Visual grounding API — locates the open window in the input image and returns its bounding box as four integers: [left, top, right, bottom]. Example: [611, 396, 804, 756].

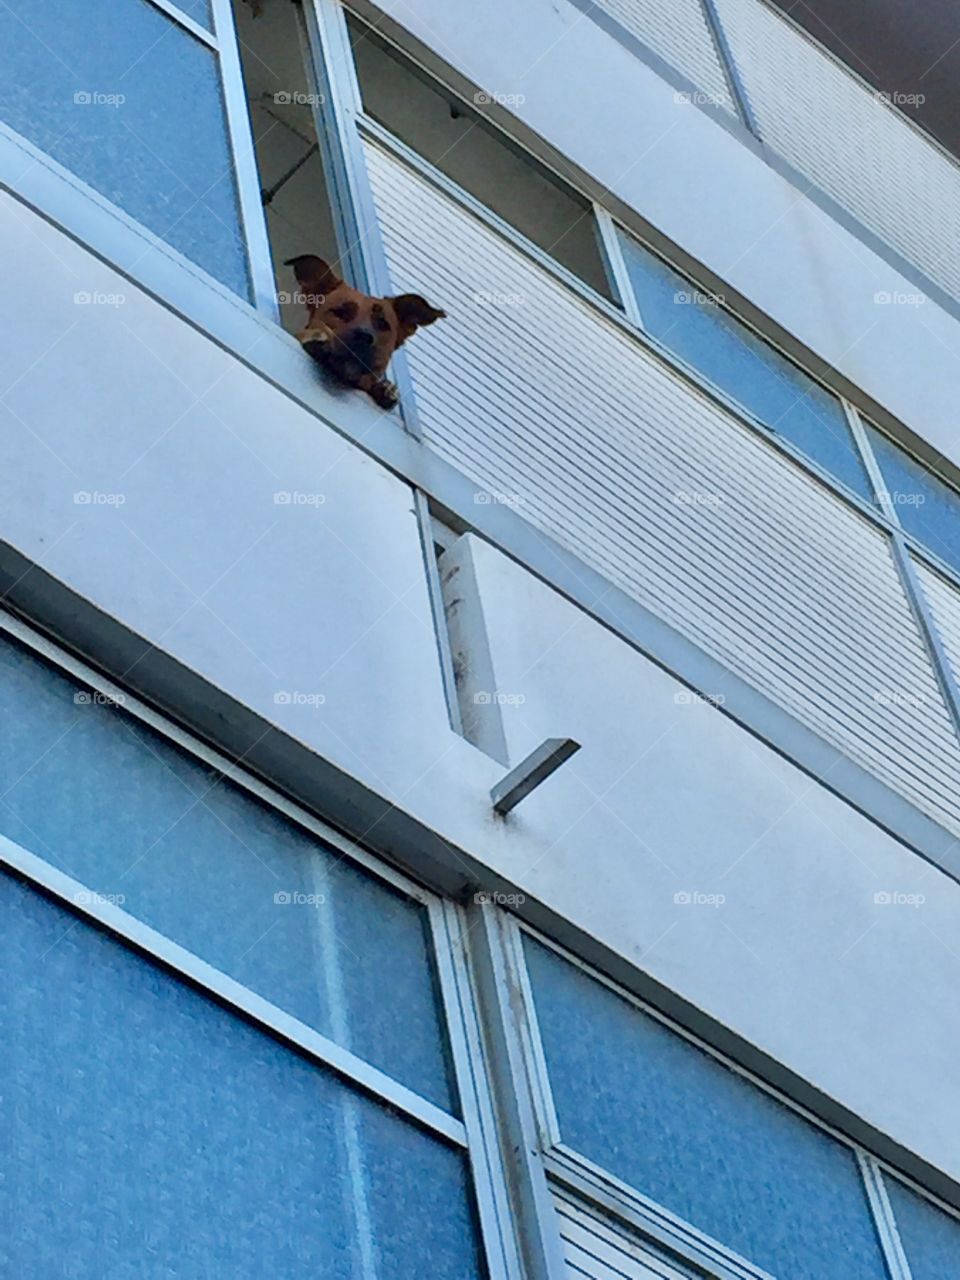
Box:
[231, 0, 341, 334]
[230, 0, 617, 330]
[345, 12, 616, 301]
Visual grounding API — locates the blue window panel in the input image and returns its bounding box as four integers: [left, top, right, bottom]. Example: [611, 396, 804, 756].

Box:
[867, 426, 960, 577]
[0, 634, 456, 1113]
[173, 0, 215, 32]
[886, 1178, 960, 1280]
[617, 233, 873, 501]
[0, 873, 485, 1280]
[0, 0, 249, 297]
[524, 938, 888, 1279]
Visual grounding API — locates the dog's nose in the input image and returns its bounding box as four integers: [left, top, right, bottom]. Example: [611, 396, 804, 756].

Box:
[350, 328, 375, 348]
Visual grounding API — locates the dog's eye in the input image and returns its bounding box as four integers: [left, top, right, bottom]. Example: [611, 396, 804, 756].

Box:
[329, 303, 355, 321]
[374, 315, 392, 332]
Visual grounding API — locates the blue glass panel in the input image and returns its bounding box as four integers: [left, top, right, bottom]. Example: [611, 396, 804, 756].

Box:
[868, 426, 960, 577]
[0, 634, 455, 1112]
[618, 233, 873, 500]
[525, 938, 888, 1279]
[1, 873, 484, 1280]
[0, 0, 249, 297]
[887, 1178, 960, 1280]
[173, 0, 214, 32]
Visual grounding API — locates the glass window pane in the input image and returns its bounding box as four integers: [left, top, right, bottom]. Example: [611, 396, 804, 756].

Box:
[2, 872, 485, 1280]
[618, 232, 873, 501]
[867, 426, 960, 576]
[525, 937, 888, 1279]
[886, 1179, 960, 1280]
[0, 0, 249, 297]
[348, 11, 615, 300]
[0, 634, 455, 1112]
[174, 0, 214, 31]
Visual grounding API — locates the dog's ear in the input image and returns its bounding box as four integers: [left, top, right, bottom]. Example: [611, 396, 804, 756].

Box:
[389, 294, 447, 345]
[284, 255, 342, 302]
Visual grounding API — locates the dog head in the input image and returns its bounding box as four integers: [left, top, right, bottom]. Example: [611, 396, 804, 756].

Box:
[285, 255, 446, 384]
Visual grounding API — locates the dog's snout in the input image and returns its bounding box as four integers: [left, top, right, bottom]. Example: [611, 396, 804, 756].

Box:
[349, 327, 375, 348]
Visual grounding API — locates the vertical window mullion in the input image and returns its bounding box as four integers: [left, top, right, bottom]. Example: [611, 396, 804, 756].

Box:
[464, 902, 571, 1280]
[697, 0, 763, 137]
[429, 900, 527, 1279]
[843, 399, 903, 523]
[847, 400, 960, 740]
[856, 1153, 915, 1280]
[209, 0, 280, 319]
[594, 205, 646, 328]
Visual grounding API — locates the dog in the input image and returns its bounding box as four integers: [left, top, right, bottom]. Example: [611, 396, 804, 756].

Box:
[285, 255, 446, 409]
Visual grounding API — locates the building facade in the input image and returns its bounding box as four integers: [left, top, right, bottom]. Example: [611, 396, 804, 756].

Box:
[2, 0, 960, 1276]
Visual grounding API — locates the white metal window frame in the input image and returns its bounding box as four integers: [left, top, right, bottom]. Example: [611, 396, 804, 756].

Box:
[0, 606, 523, 1280]
[494, 913, 960, 1280]
[5, 0, 960, 876]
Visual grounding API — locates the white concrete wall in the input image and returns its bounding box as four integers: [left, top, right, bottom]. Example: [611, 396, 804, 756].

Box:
[371, 0, 960, 473]
[2, 191, 959, 1183]
[462, 532, 960, 1183]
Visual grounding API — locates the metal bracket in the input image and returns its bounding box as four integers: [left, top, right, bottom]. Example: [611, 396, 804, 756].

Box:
[490, 738, 581, 815]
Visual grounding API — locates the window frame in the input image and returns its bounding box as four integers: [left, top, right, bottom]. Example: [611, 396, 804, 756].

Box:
[497, 913, 945, 1280]
[0, 604, 524, 1280]
[0, 0, 277, 314]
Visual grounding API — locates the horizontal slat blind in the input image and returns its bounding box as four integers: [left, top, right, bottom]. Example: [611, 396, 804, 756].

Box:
[554, 1189, 690, 1279]
[712, 0, 960, 303]
[365, 139, 960, 834]
[587, 0, 737, 115]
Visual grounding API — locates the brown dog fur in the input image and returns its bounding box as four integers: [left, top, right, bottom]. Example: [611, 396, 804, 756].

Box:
[285, 255, 446, 409]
